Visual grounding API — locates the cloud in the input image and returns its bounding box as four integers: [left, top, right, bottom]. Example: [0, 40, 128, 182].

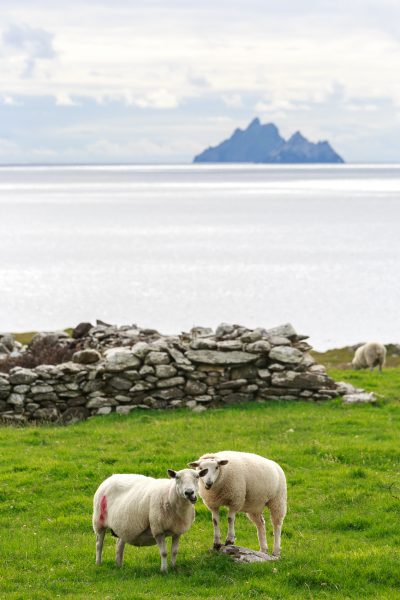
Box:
[2, 23, 56, 77]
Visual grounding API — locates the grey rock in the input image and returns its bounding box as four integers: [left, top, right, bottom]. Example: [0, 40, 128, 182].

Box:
[9, 368, 38, 385]
[96, 407, 113, 415]
[0, 413, 27, 423]
[156, 377, 185, 389]
[186, 350, 258, 366]
[192, 405, 207, 413]
[33, 407, 59, 421]
[222, 393, 253, 404]
[72, 322, 93, 339]
[217, 340, 243, 351]
[191, 339, 218, 350]
[265, 323, 297, 340]
[268, 336, 291, 346]
[145, 351, 170, 366]
[241, 330, 263, 343]
[215, 323, 235, 338]
[195, 395, 212, 403]
[343, 392, 376, 404]
[185, 380, 207, 395]
[190, 326, 214, 338]
[230, 365, 258, 380]
[139, 365, 154, 376]
[186, 400, 197, 409]
[245, 340, 271, 353]
[153, 388, 184, 400]
[271, 371, 335, 390]
[8, 393, 25, 406]
[30, 385, 54, 395]
[218, 544, 278, 563]
[86, 397, 118, 408]
[129, 382, 154, 393]
[155, 364, 177, 379]
[131, 341, 152, 358]
[108, 376, 132, 391]
[104, 348, 141, 371]
[269, 346, 303, 364]
[61, 406, 88, 424]
[257, 369, 271, 380]
[116, 405, 137, 415]
[72, 349, 101, 364]
[167, 346, 192, 365]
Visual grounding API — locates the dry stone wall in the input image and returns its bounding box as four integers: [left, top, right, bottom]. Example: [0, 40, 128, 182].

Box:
[0, 322, 345, 424]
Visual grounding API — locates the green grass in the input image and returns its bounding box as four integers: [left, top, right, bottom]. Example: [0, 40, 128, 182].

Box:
[1, 371, 400, 599]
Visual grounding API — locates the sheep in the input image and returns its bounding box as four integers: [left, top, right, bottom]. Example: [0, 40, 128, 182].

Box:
[189, 451, 287, 557]
[352, 342, 386, 372]
[92, 467, 205, 572]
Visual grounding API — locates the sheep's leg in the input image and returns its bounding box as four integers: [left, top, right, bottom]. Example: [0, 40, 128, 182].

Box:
[96, 530, 105, 565]
[247, 512, 267, 553]
[269, 500, 286, 557]
[155, 533, 168, 572]
[225, 510, 236, 546]
[171, 534, 180, 568]
[211, 509, 222, 549]
[116, 538, 125, 567]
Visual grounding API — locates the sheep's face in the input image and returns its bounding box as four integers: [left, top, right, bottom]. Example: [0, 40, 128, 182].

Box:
[167, 468, 201, 504]
[188, 458, 229, 490]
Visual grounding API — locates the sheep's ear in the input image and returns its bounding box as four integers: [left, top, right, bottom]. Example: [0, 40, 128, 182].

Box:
[167, 469, 177, 478]
[218, 459, 229, 466]
[188, 461, 200, 468]
[198, 468, 208, 477]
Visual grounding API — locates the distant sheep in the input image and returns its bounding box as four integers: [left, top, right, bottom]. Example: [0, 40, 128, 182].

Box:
[189, 451, 287, 556]
[352, 342, 386, 372]
[93, 468, 204, 572]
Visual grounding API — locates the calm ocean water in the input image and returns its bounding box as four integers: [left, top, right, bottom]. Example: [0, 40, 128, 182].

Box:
[0, 164, 399, 350]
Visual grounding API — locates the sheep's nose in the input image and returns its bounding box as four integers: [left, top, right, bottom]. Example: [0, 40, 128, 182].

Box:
[185, 490, 197, 503]
[205, 481, 213, 490]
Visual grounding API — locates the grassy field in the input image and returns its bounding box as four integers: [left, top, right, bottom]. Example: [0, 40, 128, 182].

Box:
[1, 368, 400, 599]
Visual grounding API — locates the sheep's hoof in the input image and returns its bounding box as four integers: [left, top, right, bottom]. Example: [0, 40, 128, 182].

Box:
[213, 543, 222, 550]
[224, 539, 235, 546]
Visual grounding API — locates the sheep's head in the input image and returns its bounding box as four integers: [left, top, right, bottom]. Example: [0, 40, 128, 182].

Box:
[188, 457, 229, 490]
[167, 468, 201, 504]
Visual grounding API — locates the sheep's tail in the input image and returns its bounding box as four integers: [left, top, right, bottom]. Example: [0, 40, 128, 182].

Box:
[93, 494, 108, 533]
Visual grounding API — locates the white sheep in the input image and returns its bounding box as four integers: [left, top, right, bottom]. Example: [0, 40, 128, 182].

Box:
[352, 342, 386, 372]
[189, 451, 287, 556]
[92, 467, 205, 572]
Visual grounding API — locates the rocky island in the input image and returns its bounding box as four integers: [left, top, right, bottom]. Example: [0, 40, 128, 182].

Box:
[193, 118, 344, 164]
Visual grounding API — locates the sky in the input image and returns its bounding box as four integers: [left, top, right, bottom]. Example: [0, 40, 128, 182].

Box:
[0, 0, 400, 163]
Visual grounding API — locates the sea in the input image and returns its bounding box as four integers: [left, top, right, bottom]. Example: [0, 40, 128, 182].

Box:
[0, 163, 399, 350]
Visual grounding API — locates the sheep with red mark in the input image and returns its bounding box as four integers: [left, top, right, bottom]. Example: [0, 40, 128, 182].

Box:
[92, 468, 204, 572]
[189, 451, 287, 556]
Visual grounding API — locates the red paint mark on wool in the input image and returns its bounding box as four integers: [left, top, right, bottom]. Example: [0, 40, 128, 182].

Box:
[99, 495, 107, 525]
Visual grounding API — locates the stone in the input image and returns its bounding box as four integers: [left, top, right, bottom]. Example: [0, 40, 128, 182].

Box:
[108, 376, 132, 391]
[309, 364, 327, 373]
[230, 365, 258, 380]
[215, 323, 235, 338]
[190, 326, 214, 337]
[190, 339, 218, 350]
[0, 413, 27, 423]
[245, 340, 271, 353]
[271, 371, 335, 390]
[139, 365, 154, 376]
[86, 397, 118, 408]
[185, 380, 207, 395]
[335, 381, 359, 395]
[343, 392, 376, 404]
[72, 322, 93, 339]
[72, 349, 101, 364]
[116, 405, 137, 415]
[145, 351, 170, 366]
[155, 364, 177, 378]
[241, 330, 263, 343]
[257, 369, 271, 380]
[0, 333, 14, 351]
[265, 323, 297, 340]
[186, 400, 197, 409]
[33, 407, 59, 421]
[131, 342, 152, 358]
[104, 348, 141, 371]
[60, 406, 88, 424]
[153, 388, 184, 400]
[219, 379, 247, 390]
[156, 377, 185, 389]
[218, 544, 277, 563]
[217, 340, 243, 351]
[7, 393, 25, 407]
[129, 382, 154, 393]
[268, 336, 291, 346]
[192, 405, 207, 413]
[222, 393, 253, 404]
[9, 368, 38, 385]
[166, 346, 192, 365]
[269, 363, 285, 371]
[269, 346, 303, 364]
[194, 395, 212, 403]
[186, 350, 257, 366]
[96, 407, 112, 415]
